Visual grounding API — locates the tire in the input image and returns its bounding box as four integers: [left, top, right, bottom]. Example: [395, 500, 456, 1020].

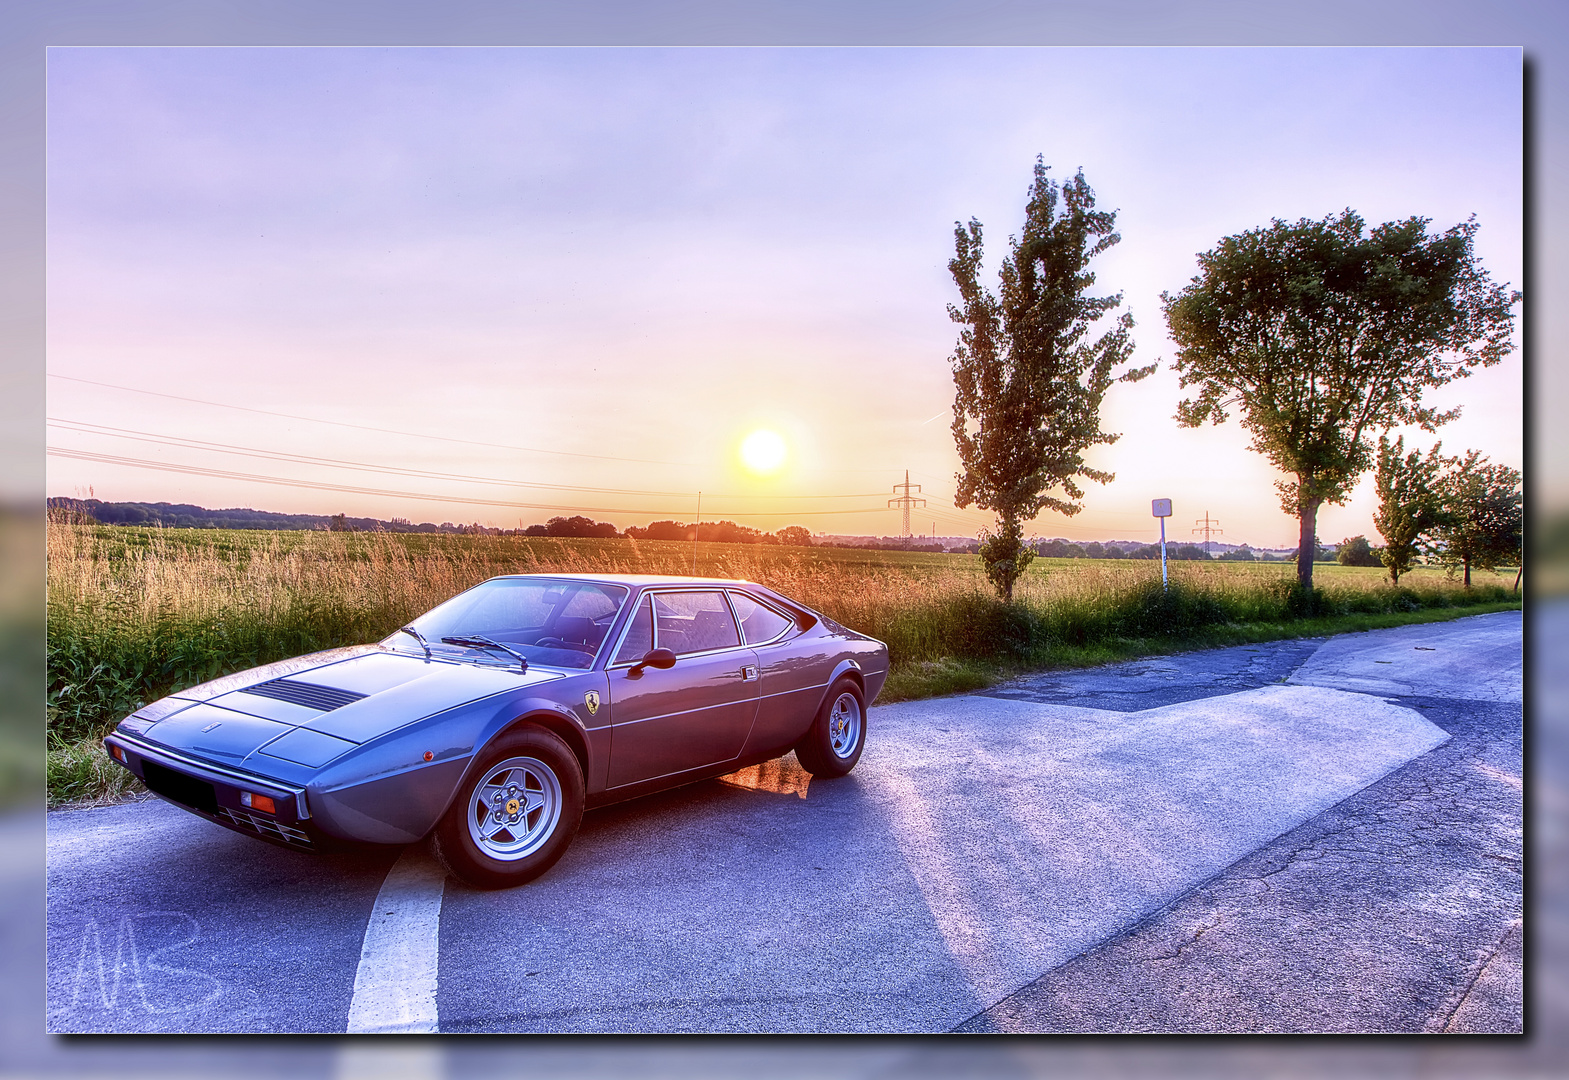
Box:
[794, 677, 866, 778]
[431, 725, 584, 889]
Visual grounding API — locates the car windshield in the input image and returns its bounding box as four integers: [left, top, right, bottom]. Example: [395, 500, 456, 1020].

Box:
[389, 578, 629, 671]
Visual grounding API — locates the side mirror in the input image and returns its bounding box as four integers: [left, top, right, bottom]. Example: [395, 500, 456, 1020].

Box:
[629, 647, 677, 675]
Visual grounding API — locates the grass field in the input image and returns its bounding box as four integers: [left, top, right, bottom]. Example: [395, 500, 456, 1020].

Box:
[45, 521, 1520, 804]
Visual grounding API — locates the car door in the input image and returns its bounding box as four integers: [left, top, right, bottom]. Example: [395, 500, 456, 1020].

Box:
[725, 589, 823, 758]
[604, 589, 761, 788]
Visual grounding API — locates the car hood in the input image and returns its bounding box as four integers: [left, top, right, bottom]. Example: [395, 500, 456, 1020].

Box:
[140, 648, 565, 765]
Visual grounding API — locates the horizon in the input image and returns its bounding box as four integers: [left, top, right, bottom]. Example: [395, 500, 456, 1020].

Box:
[43, 493, 1342, 553]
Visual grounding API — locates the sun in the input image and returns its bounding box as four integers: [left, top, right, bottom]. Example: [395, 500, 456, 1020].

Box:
[739, 429, 788, 475]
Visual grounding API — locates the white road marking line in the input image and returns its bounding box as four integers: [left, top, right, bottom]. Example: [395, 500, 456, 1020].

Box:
[346, 846, 447, 1034]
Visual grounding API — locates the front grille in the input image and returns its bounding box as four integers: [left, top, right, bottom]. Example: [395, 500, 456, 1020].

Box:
[239, 678, 367, 712]
[217, 806, 312, 846]
[142, 760, 218, 815]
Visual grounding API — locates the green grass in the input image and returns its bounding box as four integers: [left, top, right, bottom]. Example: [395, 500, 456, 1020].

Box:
[45, 522, 1521, 805]
[878, 598, 1521, 702]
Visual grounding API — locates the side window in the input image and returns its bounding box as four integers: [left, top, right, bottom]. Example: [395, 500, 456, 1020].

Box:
[652, 591, 742, 655]
[729, 592, 793, 645]
[612, 596, 654, 665]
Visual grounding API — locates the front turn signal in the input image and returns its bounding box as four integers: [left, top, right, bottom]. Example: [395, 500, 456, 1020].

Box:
[240, 792, 277, 815]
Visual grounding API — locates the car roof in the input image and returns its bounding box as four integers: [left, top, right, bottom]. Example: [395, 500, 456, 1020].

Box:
[485, 572, 757, 587]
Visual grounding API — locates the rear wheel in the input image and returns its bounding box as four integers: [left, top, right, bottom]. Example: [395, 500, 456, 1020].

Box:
[794, 678, 866, 778]
[431, 726, 583, 889]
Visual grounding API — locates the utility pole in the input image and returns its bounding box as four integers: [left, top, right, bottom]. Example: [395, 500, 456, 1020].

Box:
[888, 470, 925, 538]
[1192, 511, 1223, 557]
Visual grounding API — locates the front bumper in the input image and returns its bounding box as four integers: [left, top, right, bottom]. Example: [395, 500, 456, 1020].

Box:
[104, 731, 320, 850]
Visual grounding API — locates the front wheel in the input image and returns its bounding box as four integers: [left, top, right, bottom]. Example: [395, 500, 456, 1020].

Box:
[794, 678, 866, 778]
[431, 726, 584, 889]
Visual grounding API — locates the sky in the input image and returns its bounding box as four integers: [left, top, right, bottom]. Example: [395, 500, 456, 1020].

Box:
[44, 46, 1523, 549]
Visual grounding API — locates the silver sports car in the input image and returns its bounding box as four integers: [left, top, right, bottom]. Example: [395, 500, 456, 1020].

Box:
[104, 574, 889, 888]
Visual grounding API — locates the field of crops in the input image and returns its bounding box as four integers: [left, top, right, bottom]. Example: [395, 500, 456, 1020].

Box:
[47, 521, 1518, 753]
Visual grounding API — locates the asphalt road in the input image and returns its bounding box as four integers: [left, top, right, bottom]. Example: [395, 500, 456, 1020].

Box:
[43, 611, 1522, 1034]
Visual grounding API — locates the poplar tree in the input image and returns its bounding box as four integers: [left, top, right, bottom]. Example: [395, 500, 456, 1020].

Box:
[948, 159, 1153, 601]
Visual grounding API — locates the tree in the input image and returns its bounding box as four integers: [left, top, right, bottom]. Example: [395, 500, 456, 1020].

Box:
[775, 525, 812, 547]
[1372, 435, 1445, 585]
[625, 520, 688, 541]
[1429, 451, 1522, 587]
[948, 159, 1154, 601]
[1335, 535, 1381, 567]
[1162, 210, 1520, 590]
[545, 515, 617, 538]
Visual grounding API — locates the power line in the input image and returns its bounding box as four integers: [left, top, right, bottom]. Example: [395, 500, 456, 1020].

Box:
[47, 418, 886, 501]
[48, 372, 698, 467]
[46, 447, 886, 519]
[47, 419, 696, 498]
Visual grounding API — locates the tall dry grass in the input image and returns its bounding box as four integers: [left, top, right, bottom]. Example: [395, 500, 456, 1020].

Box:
[46, 521, 1517, 747]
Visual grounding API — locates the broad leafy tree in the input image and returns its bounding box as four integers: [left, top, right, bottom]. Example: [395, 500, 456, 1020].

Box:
[1372, 435, 1445, 585]
[1162, 210, 1519, 590]
[1335, 535, 1381, 567]
[1429, 451, 1522, 587]
[949, 160, 1153, 601]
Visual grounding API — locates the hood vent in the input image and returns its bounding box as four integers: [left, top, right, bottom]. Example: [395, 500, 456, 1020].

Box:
[239, 678, 367, 713]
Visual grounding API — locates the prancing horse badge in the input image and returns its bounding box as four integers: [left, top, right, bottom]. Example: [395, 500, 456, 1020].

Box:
[584, 691, 600, 716]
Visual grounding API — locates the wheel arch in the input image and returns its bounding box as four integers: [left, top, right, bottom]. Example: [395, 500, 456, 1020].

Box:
[801, 658, 866, 732]
[428, 703, 591, 832]
[495, 708, 590, 782]
[825, 658, 865, 698]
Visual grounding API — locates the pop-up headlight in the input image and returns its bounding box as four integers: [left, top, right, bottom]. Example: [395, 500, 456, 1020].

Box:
[119, 697, 194, 735]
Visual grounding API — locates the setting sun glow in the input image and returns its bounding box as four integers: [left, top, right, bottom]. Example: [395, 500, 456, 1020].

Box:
[739, 429, 788, 475]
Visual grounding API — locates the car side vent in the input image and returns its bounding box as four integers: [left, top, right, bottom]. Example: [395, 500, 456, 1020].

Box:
[240, 678, 367, 713]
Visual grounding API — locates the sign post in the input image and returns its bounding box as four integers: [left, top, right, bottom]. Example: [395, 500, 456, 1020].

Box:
[1152, 498, 1173, 589]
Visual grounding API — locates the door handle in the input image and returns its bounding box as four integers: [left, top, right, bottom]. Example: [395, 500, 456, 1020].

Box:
[741, 665, 759, 681]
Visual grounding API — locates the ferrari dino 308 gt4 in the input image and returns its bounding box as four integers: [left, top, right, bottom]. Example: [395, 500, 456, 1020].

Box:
[105, 574, 888, 887]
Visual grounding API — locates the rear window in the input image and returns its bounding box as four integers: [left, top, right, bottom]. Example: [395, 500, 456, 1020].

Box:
[729, 592, 794, 644]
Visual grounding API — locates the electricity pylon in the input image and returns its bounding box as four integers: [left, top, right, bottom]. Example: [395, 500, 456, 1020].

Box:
[889, 470, 925, 537]
[1193, 511, 1223, 556]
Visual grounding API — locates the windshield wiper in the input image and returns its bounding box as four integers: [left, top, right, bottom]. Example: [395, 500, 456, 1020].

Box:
[399, 626, 431, 660]
[441, 635, 529, 671]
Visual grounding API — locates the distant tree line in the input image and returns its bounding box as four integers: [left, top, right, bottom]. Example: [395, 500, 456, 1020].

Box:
[1032, 538, 1295, 562]
[45, 499, 821, 547]
[816, 537, 950, 553]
